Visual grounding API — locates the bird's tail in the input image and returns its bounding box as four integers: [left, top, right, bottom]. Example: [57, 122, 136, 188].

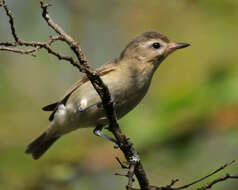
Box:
[25, 131, 59, 160]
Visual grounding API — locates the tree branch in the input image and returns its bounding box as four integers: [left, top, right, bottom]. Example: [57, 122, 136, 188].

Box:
[174, 160, 236, 190]
[197, 174, 238, 190]
[0, 1, 237, 190]
[0, 1, 150, 189]
[0, 46, 39, 56]
[1, 0, 19, 42]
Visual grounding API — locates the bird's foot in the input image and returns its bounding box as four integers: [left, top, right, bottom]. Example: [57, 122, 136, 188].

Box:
[93, 125, 119, 144]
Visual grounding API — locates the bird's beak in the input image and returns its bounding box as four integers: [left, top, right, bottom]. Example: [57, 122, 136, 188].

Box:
[167, 42, 190, 53]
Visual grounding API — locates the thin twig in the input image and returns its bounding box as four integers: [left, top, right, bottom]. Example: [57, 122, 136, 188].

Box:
[1, 0, 19, 42]
[197, 174, 238, 190]
[0, 46, 39, 56]
[0, 42, 17, 46]
[116, 157, 129, 169]
[165, 179, 179, 189]
[40, 0, 90, 72]
[175, 160, 235, 190]
[127, 164, 136, 190]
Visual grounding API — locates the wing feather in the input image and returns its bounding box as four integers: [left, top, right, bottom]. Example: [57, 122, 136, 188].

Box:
[42, 61, 118, 121]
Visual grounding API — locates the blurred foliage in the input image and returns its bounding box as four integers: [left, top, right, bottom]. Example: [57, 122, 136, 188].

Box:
[0, 0, 238, 190]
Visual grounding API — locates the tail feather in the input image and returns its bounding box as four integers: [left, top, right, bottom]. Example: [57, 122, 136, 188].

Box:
[25, 132, 59, 160]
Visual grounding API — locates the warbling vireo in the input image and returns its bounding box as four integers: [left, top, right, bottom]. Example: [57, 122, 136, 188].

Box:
[26, 31, 190, 159]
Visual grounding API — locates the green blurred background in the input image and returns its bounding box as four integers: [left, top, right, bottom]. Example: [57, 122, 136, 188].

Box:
[0, 0, 238, 189]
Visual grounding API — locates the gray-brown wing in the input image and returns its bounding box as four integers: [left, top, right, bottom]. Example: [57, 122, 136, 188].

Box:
[42, 61, 118, 121]
[42, 77, 88, 112]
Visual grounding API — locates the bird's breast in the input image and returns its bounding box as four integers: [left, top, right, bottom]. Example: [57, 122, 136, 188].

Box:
[64, 66, 152, 129]
[105, 67, 152, 118]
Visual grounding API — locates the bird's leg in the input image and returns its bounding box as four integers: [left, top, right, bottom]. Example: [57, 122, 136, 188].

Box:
[93, 125, 118, 144]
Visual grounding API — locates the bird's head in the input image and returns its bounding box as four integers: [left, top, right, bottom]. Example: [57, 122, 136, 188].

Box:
[120, 31, 190, 67]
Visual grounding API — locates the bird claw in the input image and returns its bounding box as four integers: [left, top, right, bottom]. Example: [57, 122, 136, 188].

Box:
[93, 126, 118, 144]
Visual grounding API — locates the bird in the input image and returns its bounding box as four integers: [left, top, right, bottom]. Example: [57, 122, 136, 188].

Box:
[25, 31, 190, 160]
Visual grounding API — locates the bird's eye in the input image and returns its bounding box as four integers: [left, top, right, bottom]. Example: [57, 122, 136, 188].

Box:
[152, 42, 160, 49]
